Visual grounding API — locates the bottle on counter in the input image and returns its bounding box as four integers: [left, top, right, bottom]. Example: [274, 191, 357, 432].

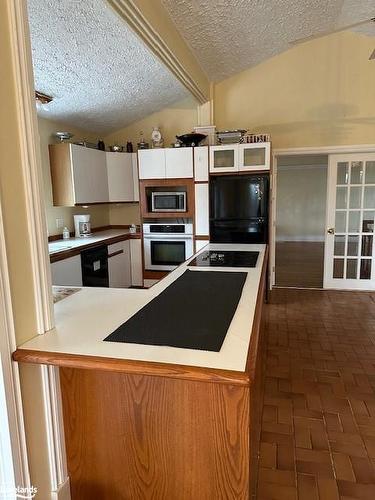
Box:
[62, 227, 70, 240]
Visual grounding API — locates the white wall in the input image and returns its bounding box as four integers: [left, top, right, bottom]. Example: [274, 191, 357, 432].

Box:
[276, 156, 328, 242]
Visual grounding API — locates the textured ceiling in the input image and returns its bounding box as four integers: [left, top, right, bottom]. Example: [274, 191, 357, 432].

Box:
[161, 0, 375, 82]
[27, 0, 190, 134]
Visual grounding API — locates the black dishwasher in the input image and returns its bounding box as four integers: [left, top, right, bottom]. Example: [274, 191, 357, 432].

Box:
[81, 245, 109, 287]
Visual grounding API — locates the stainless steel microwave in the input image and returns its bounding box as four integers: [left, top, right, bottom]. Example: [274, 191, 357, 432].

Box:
[151, 192, 186, 212]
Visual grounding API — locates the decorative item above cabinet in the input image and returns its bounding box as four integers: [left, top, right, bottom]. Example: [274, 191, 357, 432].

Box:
[49, 144, 139, 206]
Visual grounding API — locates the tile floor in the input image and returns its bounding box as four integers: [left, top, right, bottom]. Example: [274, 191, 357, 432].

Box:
[257, 288, 375, 499]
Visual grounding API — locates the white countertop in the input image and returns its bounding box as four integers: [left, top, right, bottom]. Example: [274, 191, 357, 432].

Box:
[48, 229, 136, 255]
[19, 243, 266, 372]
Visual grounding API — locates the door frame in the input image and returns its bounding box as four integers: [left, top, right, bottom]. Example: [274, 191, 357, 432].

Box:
[271, 145, 375, 288]
[0, 200, 31, 497]
[6, 0, 70, 498]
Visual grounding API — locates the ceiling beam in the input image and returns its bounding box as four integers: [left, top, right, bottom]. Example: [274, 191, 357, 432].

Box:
[106, 0, 210, 104]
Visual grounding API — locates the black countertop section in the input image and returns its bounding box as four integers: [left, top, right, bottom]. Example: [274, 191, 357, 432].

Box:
[104, 269, 247, 351]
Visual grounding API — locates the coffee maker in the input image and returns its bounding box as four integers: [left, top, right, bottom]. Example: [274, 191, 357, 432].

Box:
[74, 214, 92, 238]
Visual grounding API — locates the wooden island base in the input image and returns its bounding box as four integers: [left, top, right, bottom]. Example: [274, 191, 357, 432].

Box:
[61, 369, 258, 499]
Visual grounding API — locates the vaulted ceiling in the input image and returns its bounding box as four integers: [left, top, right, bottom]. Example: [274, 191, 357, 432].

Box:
[28, 0, 375, 134]
[27, 0, 190, 134]
[161, 0, 375, 81]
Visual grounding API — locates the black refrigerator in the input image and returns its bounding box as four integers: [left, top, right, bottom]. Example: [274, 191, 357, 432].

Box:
[210, 174, 269, 244]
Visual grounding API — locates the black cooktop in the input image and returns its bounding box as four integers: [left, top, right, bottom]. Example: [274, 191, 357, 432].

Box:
[188, 250, 259, 268]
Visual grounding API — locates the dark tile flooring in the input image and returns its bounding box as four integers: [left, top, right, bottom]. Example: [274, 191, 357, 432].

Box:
[257, 288, 375, 499]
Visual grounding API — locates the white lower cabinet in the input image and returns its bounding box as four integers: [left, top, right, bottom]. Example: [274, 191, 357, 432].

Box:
[108, 241, 131, 288]
[130, 239, 143, 287]
[51, 255, 83, 286]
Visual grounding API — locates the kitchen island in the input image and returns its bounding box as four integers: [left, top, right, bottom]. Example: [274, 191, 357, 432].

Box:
[13, 244, 268, 500]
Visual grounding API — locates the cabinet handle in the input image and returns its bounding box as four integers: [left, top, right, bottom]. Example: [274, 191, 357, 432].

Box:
[108, 249, 124, 258]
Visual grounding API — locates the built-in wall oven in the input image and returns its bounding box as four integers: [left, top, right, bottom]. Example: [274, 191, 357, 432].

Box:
[143, 223, 194, 271]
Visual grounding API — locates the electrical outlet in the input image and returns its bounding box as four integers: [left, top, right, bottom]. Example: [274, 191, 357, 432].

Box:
[56, 218, 64, 229]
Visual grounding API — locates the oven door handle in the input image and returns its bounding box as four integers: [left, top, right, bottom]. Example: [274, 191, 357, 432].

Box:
[143, 234, 193, 240]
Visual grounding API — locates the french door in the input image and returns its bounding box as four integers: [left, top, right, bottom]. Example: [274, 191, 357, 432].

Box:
[324, 153, 375, 289]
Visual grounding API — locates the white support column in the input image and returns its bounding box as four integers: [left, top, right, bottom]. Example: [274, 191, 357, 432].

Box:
[5, 0, 70, 498]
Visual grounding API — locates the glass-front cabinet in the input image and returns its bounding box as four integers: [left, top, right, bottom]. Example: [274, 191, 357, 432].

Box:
[209, 143, 271, 173]
[238, 143, 271, 171]
[209, 145, 238, 173]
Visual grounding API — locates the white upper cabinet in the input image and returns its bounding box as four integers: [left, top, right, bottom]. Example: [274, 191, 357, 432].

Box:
[209, 143, 271, 173]
[138, 149, 165, 179]
[106, 152, 138, 202]
[71, 145, 109, 203]
[165, 148, 193, 178]
[238, 143, 271, 171]
[49, 144, 139, 205]
[194, 146, 209, 181]
[209, 145, 238, 173]
[138, 148, 194, 180]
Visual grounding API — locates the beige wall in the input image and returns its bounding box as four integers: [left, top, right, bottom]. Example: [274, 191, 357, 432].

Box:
[105, 96, 199, 147]
[38, 117, 111, 235]
[214, 31, 375, 149]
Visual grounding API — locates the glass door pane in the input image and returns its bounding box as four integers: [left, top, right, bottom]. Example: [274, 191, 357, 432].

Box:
[213, 149, 235, 169]
[243, 147, 265, 166]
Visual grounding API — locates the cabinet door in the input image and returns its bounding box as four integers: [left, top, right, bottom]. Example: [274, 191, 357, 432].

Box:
[106, 153, 135, 202]
[51, 255, 82, 286]
[165, 148, 193, 178]
[209, 145, 238, 173]
[194, 146, 209, 181]
[138, 149, 165, 179]
[238, 143, 271, 171]
[195, 183, 209, 236]
[108, 241, 131, 288]
[195, 239, 209, 252]
[130, 239, 143, 286]
[71, 145, 109, 203]
[132, 153, 139, 202]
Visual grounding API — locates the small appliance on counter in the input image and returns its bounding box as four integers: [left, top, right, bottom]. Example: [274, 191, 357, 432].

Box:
[74, 214, 92, 238]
